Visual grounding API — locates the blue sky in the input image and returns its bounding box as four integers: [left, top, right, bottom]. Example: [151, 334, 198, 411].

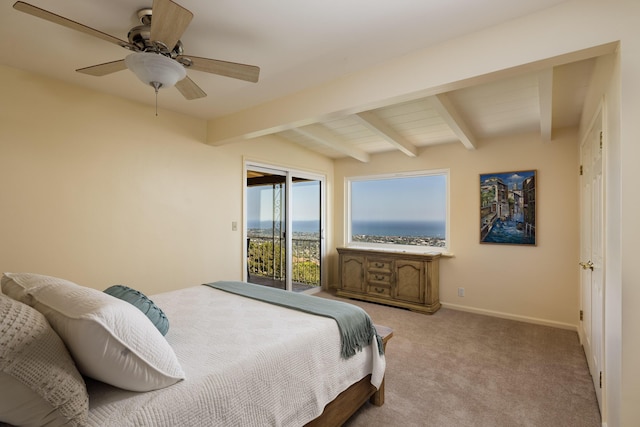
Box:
[247, 180, 320, 222]
[247, 174, 447, 224]
[351, 175, 446, 222]
[292, 181, 320, 220]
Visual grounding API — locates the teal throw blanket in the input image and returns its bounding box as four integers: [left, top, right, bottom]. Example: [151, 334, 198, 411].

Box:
[204, 281, 383, 359]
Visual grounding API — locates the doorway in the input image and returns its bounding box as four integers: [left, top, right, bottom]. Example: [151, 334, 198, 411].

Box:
[245, 163, 324, 292]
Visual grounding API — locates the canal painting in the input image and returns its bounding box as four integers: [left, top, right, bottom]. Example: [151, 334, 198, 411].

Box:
[480, 170, 536, 246]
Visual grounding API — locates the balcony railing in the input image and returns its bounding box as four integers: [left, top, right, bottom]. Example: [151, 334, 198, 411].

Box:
[247, 236, 320, 287]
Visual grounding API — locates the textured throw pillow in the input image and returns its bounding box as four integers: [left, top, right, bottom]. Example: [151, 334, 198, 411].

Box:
[1, 273, 185, 392]
[104, 285, 169, 335]
[0, 293, 89, 427]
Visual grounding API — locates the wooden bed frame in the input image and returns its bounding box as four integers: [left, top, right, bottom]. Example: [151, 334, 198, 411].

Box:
[306, 325, 393, 426]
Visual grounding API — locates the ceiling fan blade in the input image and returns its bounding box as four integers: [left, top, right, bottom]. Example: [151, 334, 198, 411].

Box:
[13, 1, 135, 50]
[177, 56, 260, 83]
[175, 76, 207, 100]
[76, 60, 127, 76]
[150, 0, 193, 51]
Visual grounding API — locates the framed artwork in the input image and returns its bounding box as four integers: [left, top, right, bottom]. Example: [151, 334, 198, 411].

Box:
[480, 170, 536, 246]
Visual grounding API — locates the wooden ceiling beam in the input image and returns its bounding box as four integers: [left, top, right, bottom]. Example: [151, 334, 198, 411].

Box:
[538, 69, 554, 142]
[354, 111, 418, 157]
[291, 124, 371, 163]
[428, 93, 477, 150]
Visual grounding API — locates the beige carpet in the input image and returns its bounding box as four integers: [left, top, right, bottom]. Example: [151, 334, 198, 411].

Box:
[316, 291, 601, 427]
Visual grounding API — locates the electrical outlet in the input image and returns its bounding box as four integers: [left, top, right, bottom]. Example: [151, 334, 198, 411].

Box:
[457, 287, 465, 297]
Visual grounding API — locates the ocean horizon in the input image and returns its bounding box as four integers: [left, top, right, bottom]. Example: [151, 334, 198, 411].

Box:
[247, 219, 445, 238]
[247, 220, 320, 233]
[352, 220, 445, 238]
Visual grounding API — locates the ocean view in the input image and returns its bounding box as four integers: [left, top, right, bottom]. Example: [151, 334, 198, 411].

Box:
[247, 219, 445, 238]
[247, 220, 320, 234]
[352, 220, 445, 239]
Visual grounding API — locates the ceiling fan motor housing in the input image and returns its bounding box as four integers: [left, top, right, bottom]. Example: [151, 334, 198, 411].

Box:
[128, 9, 184, 58]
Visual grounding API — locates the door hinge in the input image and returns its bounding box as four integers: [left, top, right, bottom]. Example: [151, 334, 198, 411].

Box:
[579, 165, 583, 176]
[599, 371, 602, 388]
[580, 310, 583, 321]
[600, 131, 603, 150]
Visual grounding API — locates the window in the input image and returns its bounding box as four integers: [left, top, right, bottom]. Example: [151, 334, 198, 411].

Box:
[346, 170, 449, 252]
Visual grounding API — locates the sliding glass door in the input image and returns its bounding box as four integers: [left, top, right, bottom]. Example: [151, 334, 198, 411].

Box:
[246, 167, 287, 290]
[291, 177, 321, 289]
[245, 163, 323, 292]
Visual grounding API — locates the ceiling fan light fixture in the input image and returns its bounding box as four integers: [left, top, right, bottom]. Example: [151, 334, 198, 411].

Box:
[125, 52, 186, 90]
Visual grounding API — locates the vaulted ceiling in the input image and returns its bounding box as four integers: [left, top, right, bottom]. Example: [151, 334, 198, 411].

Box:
[0, 0, 598, 161]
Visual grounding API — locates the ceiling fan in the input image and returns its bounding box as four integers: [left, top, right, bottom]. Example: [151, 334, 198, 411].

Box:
[12, 0, 260, 101]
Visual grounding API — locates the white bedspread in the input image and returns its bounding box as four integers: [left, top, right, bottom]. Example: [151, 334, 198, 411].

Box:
[86, 285, 385, 426]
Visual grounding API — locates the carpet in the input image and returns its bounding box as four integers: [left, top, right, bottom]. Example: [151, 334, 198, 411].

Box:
[315, 291, 601, 427]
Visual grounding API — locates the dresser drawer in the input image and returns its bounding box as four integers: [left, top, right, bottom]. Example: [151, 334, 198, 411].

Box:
[367, 271, 392, 285]
[367, 259, 392, 272]
[368, 285, 391, 298]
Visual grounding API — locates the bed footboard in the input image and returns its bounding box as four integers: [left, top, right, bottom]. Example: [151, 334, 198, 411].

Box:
[305, 325, 393, 426]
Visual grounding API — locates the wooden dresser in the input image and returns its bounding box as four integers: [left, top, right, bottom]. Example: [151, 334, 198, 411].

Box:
[336, 247, 441, 314]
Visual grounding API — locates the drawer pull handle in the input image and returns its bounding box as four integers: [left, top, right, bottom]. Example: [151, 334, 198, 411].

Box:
[375, 262, 384, 268]
[375, 275, 385, 280]
[375, 287, 385, 293]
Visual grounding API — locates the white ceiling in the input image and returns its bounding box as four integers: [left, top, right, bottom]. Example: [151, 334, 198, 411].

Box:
[0, 0, 597, 161]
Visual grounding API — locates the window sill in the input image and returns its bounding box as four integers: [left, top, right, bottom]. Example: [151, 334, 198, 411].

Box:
[344, 243, 453, 257]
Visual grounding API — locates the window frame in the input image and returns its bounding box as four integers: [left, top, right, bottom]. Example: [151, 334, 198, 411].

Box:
[345, 169, 450, 254]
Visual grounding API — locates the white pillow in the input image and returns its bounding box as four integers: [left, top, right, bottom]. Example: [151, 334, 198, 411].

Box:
[0, 293, 89, 426]
[1, 273, 185, 392]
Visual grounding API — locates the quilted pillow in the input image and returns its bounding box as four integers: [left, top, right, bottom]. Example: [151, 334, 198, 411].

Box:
[1, 273, 185, 392]
[0, 293, 89, 426]
[104, 285, 169, 335]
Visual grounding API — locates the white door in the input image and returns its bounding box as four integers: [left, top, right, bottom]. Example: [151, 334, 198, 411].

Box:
[579, 109, 604, 410]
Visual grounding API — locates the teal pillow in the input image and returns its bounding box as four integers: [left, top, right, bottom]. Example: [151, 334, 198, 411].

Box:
[103, 285, 169, 336]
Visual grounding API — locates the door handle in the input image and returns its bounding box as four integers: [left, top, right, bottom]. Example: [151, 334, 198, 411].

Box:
[579, 260, 594, 271]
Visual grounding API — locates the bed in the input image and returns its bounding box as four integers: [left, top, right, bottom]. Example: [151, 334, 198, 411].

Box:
[0, 273, 389, 427]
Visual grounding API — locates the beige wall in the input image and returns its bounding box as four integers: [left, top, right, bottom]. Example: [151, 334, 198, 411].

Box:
[0, 65, 332, 295]
[2, 0, 640, 423]
[332, 131, 580, 328]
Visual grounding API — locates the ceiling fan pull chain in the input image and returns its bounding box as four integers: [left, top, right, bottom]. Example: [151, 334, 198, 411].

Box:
[152, 81, 161, 116]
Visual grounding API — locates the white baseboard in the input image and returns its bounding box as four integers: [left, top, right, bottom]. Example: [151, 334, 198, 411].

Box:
[441, 302, 578, 331]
